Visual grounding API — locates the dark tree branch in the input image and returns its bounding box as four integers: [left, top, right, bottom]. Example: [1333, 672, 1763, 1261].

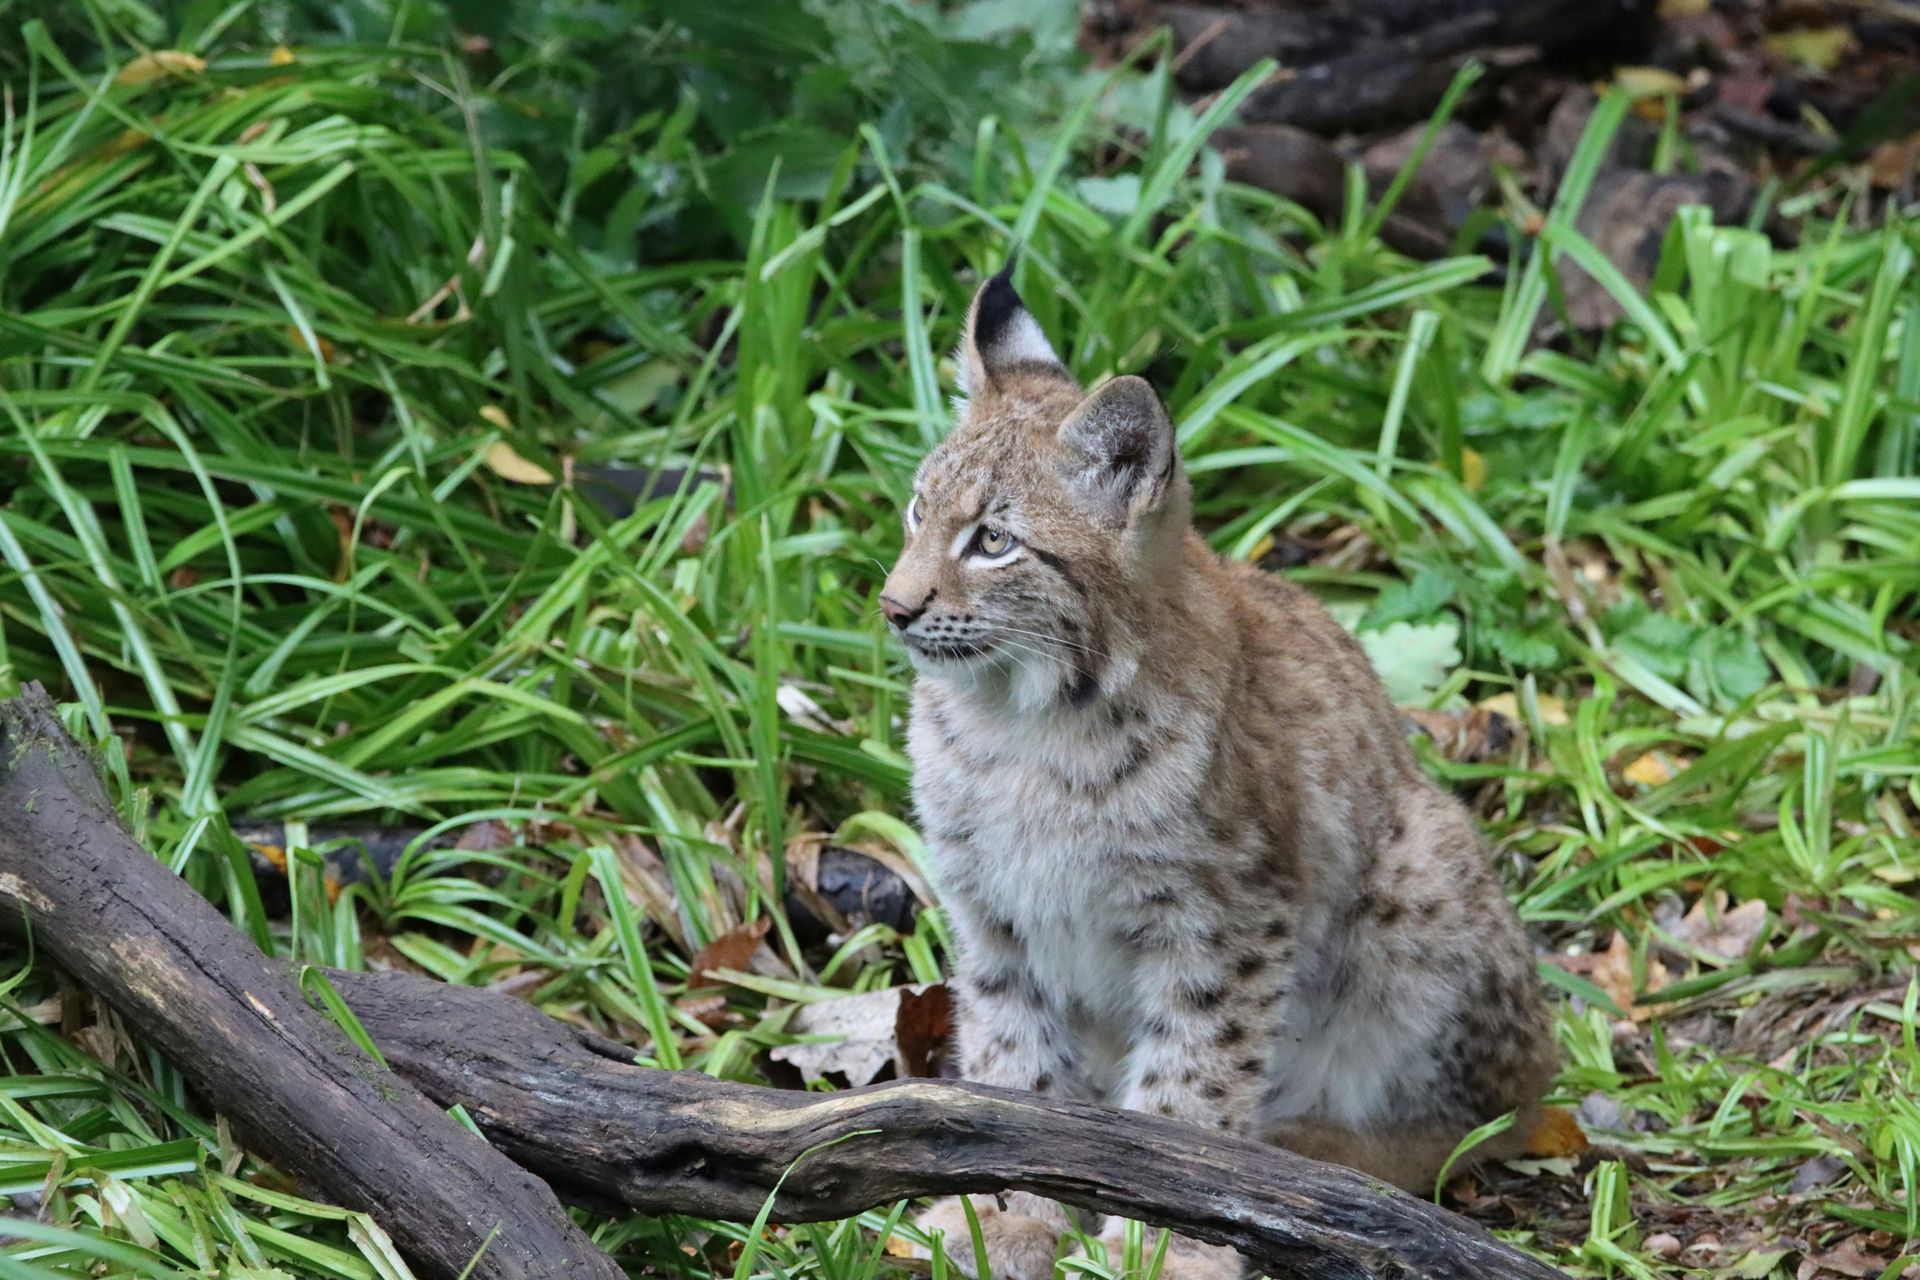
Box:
[0, 680, 1567, 1280]
[327, 968, 1571, 1280]
[0, 683, 620, 1280]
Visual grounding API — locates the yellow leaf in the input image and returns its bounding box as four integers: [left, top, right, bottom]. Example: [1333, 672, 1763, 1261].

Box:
[270, 45, 296, 66]
[1614, 66, 1686, 100]
[1623, 750, 1687, 786]
[1524, 1107, 1590, 1158]
[478, 404, 513, 430]
[115, 50, 207, 86]
[1476, 691, 1570, 727]
[482, 440, 553, 485]
[883, 1236, 919, 1259]
[1460, 447, 1486, 493]
[1764, 26, 1854, 73]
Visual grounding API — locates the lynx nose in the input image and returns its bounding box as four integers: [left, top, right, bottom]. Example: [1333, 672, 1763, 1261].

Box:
[881, 591, 931, 629]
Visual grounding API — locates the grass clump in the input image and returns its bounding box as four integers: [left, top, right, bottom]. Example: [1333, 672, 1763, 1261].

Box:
[0, 3, 1917, 1278]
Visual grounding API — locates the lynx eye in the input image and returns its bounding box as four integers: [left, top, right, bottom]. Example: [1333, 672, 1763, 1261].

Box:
[973, 525, 1016, 558]
[906, 494, 922, 530]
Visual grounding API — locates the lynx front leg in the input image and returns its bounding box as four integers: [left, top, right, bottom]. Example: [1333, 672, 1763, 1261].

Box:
[916, 902, 1079, 1280]
[1100, 893, 1300, 1280]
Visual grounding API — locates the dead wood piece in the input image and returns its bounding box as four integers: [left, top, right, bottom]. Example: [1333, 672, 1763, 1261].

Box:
[0, 684, 620, 1280]
[327, 967, 1571, 1280]
[1211, 124, 1461, 260]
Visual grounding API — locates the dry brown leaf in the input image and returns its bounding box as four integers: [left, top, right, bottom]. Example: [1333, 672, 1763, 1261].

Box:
[482, 439, 553, 485]
[770, 983, 944, 1087]
[688, 918, 770, 990]
[1522, 1106, 1590, 1158]
[1870, 136, 1920, 190]
[1591, 930, 1671, 1022]
[454, 818, 514, 852]
[1797, 1236, 1897, 1279]
[895, 983, 955, 1079]
[115, 50, 206, 86]
[1402, 705, 1516, 764]
[1673, 891, 1769, 963]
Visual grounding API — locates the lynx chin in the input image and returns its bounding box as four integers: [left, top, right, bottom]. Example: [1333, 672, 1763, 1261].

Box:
[884, 265, 1557, 1280]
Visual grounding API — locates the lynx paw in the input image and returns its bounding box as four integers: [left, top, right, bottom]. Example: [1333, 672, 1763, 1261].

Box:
[1088, 1221, 1242, 1280]
[914, 1195, 1065, 1280]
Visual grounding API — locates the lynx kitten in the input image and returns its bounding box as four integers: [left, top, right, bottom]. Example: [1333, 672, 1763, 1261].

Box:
[882, 268, 1558, 1280]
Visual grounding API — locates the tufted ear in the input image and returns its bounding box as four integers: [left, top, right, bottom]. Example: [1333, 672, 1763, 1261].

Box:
[955, 260, 1069, 396]
[1056, 375, 1179, 525]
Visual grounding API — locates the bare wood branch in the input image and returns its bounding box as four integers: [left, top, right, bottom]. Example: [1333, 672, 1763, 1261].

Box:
[328, 968, 1570, 1280]
[0, 683, 621, 1280]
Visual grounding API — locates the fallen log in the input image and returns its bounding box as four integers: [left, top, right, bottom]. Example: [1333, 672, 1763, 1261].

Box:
[1, 680, 1566, 1279]
[0, 683, 620, 1280]
[326, 967, 1571, 1280]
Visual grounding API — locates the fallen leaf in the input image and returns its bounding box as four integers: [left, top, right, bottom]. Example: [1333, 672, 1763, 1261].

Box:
[270, 45, 296, 66]
[688, 919, 770, 989]
[676, 991, 730, 1030]
[1615, 65, 1687, 99]
[1477, 690, 1570, 727]
[454, 818, 514, 852]
[1672, 891, 1769, 963]
[1764, 26, 1854, 73]
[115, 50, 206, 86]
[770, 983, 943, 1087]
[1789, 1154, 1846, 1195]
[1523, 1106, 1589, 1158]
[1799, 1236, 1894, 1278]
[1591, 930, 1671, 1022]
[1402, 704, 1516, 763]
[1623, 750, 1689, 787]
[1731, 1248, 1792, 1278]
[482, 440, 553, 485]
[1869, 136, 1920, 190]
[895, 983, 955, 1078]
[1644, 1232, 1682, 1260]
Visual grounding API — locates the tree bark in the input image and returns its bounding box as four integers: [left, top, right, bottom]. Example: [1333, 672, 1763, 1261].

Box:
[0, 683, 620, 1280]
[327, 968, 1571, 1280]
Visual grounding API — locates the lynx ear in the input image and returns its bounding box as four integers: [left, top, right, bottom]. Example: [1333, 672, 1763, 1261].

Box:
[1056, 375, 1179, 525]
[956, 261, 1068, 395]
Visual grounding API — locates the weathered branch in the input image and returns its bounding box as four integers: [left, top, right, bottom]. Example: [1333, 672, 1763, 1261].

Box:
[0, 683, 620, 1280]
[327, 968, 1570, 1280]
[1, 679, 1566, 1279]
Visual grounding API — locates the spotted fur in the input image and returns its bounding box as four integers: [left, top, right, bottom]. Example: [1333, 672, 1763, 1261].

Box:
[887, 272, 1557, 1280]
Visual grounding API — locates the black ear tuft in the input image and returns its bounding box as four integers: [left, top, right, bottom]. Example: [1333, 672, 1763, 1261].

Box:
[957, 254, 1067, 394]
[970, 267, 1024, 360]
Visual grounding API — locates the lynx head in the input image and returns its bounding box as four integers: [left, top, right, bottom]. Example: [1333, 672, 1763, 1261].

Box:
[880, 265, 1189, 711]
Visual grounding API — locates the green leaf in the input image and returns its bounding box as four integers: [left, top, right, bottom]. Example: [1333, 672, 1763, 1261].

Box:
[1363, 569, 1455, 629]
[1358, 619, 1462, 704]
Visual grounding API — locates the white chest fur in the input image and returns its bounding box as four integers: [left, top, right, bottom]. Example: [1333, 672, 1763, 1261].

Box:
[909, 688, 1214, 1022]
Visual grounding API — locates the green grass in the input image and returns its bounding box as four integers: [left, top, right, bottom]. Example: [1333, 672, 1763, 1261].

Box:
[2, 5, 1918, 1279]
